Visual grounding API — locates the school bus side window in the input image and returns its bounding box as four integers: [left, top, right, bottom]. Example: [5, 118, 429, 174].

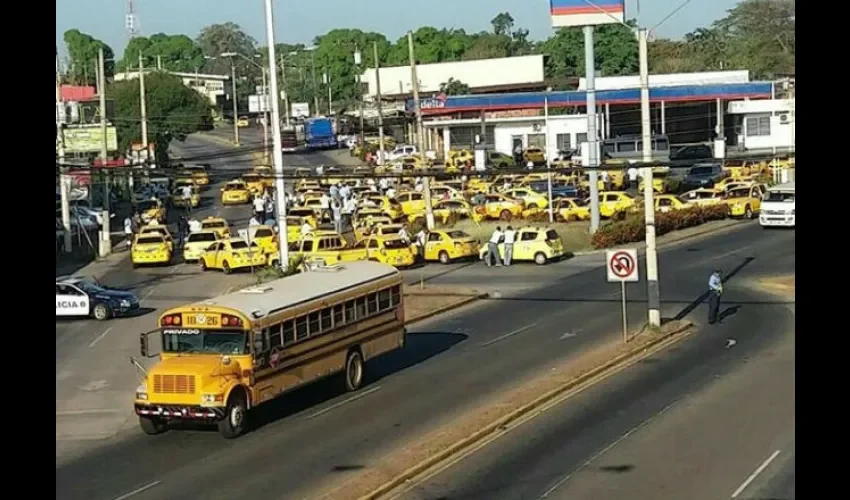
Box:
[391, 285, 401, 306]
[333, 304, 344, 326]
[320, 308, 332, 330]
[282, 320, 295, 345]
[345, 300, 356, 322]
[367, 292, 379, 314]
[356, 296, 367, 318]
[308, 311, 320, 336]
[268, 324, 282, 349]
[295, 316, 309, 341]
[379, 289, 391, 309]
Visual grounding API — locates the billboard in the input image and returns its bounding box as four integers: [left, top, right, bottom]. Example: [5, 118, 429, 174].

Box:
[291, 102, 310, 118]
[248, 95, 270, 113]
[62, 126, 118, 154]
[550, 0, 625, 27]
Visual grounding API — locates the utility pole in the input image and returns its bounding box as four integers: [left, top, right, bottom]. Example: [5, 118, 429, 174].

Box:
[279, 55, 290, 126]
[354, 48, 364, 147]
[98, 47, 112, 255]
[137, 51, 148, 192]
[57, 48, 72, 253]
[262, 66, 269, 159]
[263, 0, 289, 270]
[638, 28, 661, 328]
[323, 72, 333, 115]
[309, 50, 319, 116]
[230, 60, 240, 145]
[156, 55, 162, 70]
[373, 42, 386, 165]
[583, 26, 601, 233]
[544, 90, 554, 223]
[408, 32, 433, 229]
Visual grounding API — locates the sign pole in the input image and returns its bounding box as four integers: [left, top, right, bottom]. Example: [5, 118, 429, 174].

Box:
[621, 280, 628, 343]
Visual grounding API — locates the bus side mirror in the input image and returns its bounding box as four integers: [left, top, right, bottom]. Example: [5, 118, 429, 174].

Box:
[140, 332, 149, 357]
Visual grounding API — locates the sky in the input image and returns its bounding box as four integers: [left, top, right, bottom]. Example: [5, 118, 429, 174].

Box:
[56, 0, 739, 59]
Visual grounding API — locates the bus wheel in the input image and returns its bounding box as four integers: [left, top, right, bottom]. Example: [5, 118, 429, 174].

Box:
[139, 415, 167, 435]
[344, 349, 365, 392]
[218, 390, 248, 439]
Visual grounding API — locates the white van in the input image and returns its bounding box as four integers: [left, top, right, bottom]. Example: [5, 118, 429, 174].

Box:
[759, 182, 795, 228]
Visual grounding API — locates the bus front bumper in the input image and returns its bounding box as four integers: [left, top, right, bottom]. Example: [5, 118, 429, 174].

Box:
[135, 403, 225, 420]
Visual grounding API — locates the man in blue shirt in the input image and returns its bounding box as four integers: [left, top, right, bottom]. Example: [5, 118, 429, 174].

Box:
[707, 269, 723, 324]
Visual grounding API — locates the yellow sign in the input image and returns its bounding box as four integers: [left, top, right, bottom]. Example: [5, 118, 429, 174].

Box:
[62, 126, 118, 153]
[185, 313, 220, 327]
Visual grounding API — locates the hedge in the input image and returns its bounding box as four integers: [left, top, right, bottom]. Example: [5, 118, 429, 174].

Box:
[591, 204, 729, 249]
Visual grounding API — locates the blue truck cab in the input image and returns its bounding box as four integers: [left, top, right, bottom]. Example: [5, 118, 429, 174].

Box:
[304, 117, 338, 150]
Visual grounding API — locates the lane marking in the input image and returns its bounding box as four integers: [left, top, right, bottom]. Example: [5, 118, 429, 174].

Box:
[560, 332, 579, 340]
[56, 408, 124, 416]
[111, 481, 162, 500]
[730, 449, 781, 498]
[538, 399, 681, 499]
[480, 323, 537, 347]
[88, 327, 113, 348]
[141, 288, 156, 301]
[304, 386, 382, 420]
[169, 263, 184, 274]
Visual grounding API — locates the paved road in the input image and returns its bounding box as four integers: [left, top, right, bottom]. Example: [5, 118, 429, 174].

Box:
[56, 222, 793, 500]
[56, 130, 359, 455]
[395, 247, 795, 500]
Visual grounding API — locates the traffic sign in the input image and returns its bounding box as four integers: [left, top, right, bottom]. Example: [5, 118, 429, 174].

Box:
[606, 249, 639, 283]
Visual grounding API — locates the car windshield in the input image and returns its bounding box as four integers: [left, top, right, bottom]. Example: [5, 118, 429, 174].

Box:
[225, 184, 245, 191]
[161, 329, 249, 355]
[725, 189, 749, 199]
[188, 232, 216, 243]
[546, 229, 559, 241]
[383, 238, 410, 249]
[571, 198, 588, 207]
[447, 231, 471, 239]
[253, 229, 274, 238]
[230, 241, 256, 250]
[764, 191, 795, 202]
[75, 280, 105, 294]
[138, 201, 157, 211]
[203, 221, 226, 229]
[137, 236, 164, 245]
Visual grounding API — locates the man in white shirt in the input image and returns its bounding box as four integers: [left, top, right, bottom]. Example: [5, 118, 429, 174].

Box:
[600, 170, 611, 191]
[378, 178, 389, 194]
[487, 226, 504, 267]
[188, 218, 202, 233]
[398, 224, 410, 243]
[503, 226, 516, 266]
[385, 187, 396, 199]
[248, 215, 261, 227]
[300, 221, 313, 238]
[252, 195, 265, 221]
[319, 193, 331, 222]
[627, 166, 639, 191]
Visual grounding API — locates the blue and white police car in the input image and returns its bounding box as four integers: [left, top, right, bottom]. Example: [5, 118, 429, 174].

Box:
[56, 276, 140, 321]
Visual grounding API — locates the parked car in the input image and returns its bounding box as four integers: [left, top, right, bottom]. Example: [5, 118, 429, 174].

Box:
[680, 163, 726, 190]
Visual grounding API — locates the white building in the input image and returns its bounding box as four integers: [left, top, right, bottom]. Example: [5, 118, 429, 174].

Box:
[114, 69, 229, 105]
[577, 70, 750, 90]
[360, 55, 546, 100]
[727, 99, 795, 153]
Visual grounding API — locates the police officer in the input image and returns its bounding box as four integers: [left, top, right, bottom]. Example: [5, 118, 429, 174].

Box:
[707, 269, 723, 324]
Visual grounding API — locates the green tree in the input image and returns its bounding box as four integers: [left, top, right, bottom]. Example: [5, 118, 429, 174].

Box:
[197, 22, 257, 75]
[440, 78, 471, 95]
[539, 21, 638, 78]
[463, 33, 512, 60]
[118, 34, 205, 73]
[110, 72, 211, 163]
[491, 12, 515, 36]
[712, 0, 795, 78]
[63, 29, 114, 85]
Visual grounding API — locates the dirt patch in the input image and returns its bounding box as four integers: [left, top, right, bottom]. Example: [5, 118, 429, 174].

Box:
[306, 320, 691, 500]
[756, 274, 795, 297]
[404, 284, 483, 323]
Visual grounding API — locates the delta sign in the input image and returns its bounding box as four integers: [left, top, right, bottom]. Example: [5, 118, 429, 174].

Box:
[550, 0, 625, 28]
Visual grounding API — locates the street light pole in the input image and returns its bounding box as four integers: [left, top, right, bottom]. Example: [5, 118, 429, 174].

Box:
[262, 66, 269, 158]
[57, 48, 72, 253]
[544, 89, 554, 223]
[354, 49, 364, 147]
[229, 59, 240, 145]
[309, 50, 319, 116]
[263, 0, 289, 270]
[98, 46, 112, 255]
[407, 32, 433, 230]
[373, 42, 386, 166]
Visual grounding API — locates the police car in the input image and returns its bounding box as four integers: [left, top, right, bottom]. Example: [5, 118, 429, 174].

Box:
[56, 276, 140, 321]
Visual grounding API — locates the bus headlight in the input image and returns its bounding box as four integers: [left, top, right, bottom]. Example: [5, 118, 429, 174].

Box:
[201, 394, 216, 403]
[136, 384, 148, 400]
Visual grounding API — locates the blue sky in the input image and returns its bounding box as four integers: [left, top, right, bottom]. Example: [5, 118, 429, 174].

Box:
[56, 0, 738, 59]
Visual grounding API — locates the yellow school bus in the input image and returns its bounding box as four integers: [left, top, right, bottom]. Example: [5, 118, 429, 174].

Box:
[134, 261, 405, 438]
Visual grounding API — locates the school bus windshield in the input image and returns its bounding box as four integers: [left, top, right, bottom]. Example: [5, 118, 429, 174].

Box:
[161, 329, 249, 355]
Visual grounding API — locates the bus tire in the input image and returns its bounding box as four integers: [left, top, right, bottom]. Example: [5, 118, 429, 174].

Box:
[139, 415, 167, 435]
[93, 302, 112, 321]
[438, 251, 451, 265]
[344, 349, 365, 392]
[218, 389, 248, 439]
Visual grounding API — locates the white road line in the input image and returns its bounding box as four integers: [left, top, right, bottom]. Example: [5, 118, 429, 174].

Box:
[141, 288, 156, 301]
[88, 327, 113, 348]
[111, 481, 162, 500]
[169, 263, 184, 275]
[480, 323, 537, 347]
[730, 449, 781, 498]
[56, 408, 124, 416]
[303, 386, 382, 420]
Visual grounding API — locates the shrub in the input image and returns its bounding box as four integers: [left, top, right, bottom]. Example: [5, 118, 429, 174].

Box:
[591, 204, 729, 249]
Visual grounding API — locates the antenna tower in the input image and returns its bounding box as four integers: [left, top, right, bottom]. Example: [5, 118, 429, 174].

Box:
[125, 0, 140, 38]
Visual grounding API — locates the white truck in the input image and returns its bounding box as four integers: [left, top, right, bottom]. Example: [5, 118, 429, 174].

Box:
[759, 182, 795, 228]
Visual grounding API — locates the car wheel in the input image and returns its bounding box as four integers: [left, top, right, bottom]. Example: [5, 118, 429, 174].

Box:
[500, 210, 512, 221]
[93, 302, 111, 321]
[534, 252, 548, 265]
[199, 258, 208, 271]
[744, 205, 753, 219]
[222, 261, 232, 274]
[527, 204, 538, 210]
[438, 251, 451, 265]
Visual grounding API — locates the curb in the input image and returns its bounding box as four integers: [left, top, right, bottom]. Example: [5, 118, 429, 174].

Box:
[357, 319, 694, 500]
[406, 293, 488, 325]
[573, 220, 746, 256]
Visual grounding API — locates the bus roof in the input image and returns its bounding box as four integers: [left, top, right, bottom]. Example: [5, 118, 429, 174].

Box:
[192, 261, 400, 317]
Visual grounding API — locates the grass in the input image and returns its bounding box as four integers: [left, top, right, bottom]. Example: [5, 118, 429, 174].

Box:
[447, 218, 595, 254]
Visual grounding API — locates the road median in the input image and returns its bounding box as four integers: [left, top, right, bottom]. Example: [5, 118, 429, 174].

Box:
[309, 319, 693, 500]
[404, 284, 487, 324]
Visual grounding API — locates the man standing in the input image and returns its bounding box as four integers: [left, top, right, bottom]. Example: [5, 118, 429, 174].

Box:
[600, 170, 611, 191]
[707, 269, 724, 324]
[503, 226, 516, 266]
[331, 200, 342, 235]
[627, 166, 639, 191]
[176, 215, 188, 248]
[319, 192, 331, 223]
[252, 195, 265, 222]
[487, 226, 504, 267]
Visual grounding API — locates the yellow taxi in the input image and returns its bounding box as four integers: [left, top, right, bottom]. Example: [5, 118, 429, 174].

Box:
[361, 194, 404, 220]
[354, 215, 394, 240]
[654, 194, 691, 213]
[199, 217, 230, 238]
[182, 230, 220, 262]
[252, 166, 276, 190]
[138, 225, 174, 252]
[246, 224, 279, 255]
[680, 188, 725, 207]
[597, 191, 636, 219]
[185, 166, 210, 186]
[296, 179, 322, 193]
[220, 180, 251, 205]
[288, 207, 318, 228]
[171, 181, 201, 208]
[135, 198, 166, 225]
[722, 160, 761, 178]
[284, 216, 309, 243]
[479, 226, 566, 265]
[503, 187, 549, 210]
[638, 168, 671, 193]
[476, 193, 524, 221]
[131, 233, 172, 268]
[241, 173, 266, 194]
[286, 231, 359, 266]
[714, 176, 755, 192]
[723, 184, 766, 219]
[432, 199, 481, 224]
[430, 184, 463, 201]
[554, 198, 591, 222]
[423, 230, 480, 264]
[237, 116, 250, 127]
[395, 191, 429, 215]
[349, 235, 416, 268]
[301, 197, 326, 213]
[198, 238, 266, 274]
[522, 147, 546, 166]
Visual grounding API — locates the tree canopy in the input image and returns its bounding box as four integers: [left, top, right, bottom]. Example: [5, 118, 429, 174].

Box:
[440, 78, 471, 95]
[110, 72, 211, 161]
[63, 29, 114, 85]
[117, 34, 205, 73]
